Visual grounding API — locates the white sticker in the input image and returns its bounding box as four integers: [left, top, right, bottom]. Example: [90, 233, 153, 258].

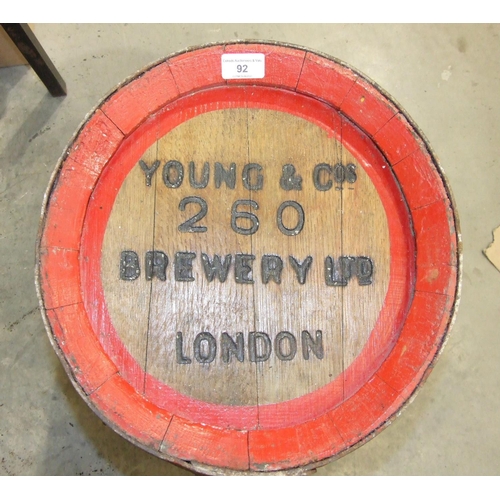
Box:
[221, 53, 265, 79]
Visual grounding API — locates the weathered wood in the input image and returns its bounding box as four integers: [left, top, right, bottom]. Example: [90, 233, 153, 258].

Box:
[1, 23, 67, 96]
[36, 41, 461, 475]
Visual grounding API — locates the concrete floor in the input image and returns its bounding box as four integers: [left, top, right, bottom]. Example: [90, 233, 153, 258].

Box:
[0, 23, 499, 476]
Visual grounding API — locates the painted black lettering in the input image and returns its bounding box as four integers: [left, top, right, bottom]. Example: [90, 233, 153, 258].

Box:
[194, 332, 216, 363]
[221, 332, 244, 363]
[356, 256, 374, 285]
[261, 255, 283, 284]
[248, 332, 272, 362]
[176, 332, 192, 364]
[162, 160, 184, 188]
[234, 254, 255, 284]
[289, 256, 313, 285]
[120, 251, 140, 280]
[174, 252, 196, 282]
[313, 163, 333, 191]
[139, 159, 160, 187]
[301, 330, 324, 360]
[231, 199, 259, 235]
[340, 256, 356, 284]
[346, 163, 357, 183]
[277, 200, 305, 236]
[334, 163, 345, 183]
[275, 331, 297, 361]
[145, 251, 168, 281]
[242, 163, 264, 191]
[189, 161, 209, 189]
[178, 196, 208, 233]
[325, 256, 356, 286]
[201, 253, 232, 283]
[279, 164, 302, 191]
[214, 162, 236, 189]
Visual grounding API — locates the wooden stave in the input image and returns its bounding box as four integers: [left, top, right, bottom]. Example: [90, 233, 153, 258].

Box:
[34, 40, 462, 475]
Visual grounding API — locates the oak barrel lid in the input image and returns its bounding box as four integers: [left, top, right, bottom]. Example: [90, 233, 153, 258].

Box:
[36, 41, 461, 475]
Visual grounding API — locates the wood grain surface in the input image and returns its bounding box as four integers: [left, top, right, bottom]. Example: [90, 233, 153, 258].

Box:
[37, 41, 460, 474]
[100, 108, 390, 406]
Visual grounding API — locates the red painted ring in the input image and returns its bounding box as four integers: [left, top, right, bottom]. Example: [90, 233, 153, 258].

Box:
[36, 41, 461, 474]
[79, 85, 414, 433]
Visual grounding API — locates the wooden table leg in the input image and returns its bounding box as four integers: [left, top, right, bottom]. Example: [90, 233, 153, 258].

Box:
[1, 23, 67, 97]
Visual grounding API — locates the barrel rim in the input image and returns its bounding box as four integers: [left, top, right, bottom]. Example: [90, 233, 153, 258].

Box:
[35, 40, 462, 475]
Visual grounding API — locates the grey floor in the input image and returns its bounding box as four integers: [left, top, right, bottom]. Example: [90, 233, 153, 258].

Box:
[0, 23, 499, 476]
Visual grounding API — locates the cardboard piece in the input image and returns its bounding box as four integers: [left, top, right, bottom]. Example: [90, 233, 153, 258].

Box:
[484, 225, 500, 272]
[0, 25, 35, 68]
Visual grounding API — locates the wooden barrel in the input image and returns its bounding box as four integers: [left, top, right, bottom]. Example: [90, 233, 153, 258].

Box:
[36, 41, 461, 475]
